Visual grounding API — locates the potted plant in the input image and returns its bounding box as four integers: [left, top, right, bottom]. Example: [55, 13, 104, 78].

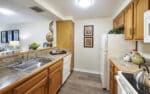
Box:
[29, 42, 40, 50]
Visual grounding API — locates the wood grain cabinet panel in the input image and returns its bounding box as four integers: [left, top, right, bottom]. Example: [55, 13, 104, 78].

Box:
[109, 60, 119, 94]
[114, 0, 150, 40]
[133, 0, 150, 40]
[56, 21, 74, 72]
[14, 70, 48, 94]
[113, 11, 124, 29]
[25, 78, 48, 94]
[124, 2, 134, 40]
[49, 59, 63, 94]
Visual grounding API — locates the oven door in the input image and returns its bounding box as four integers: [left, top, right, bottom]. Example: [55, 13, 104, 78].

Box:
[116, 76, 128, 94]
[144, 11, 150, 43]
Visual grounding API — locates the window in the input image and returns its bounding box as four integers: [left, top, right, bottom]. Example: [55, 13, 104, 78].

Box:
[1, 30, 19, 43]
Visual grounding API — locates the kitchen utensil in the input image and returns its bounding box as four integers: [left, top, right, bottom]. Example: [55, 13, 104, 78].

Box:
[134, 63, 150, 89]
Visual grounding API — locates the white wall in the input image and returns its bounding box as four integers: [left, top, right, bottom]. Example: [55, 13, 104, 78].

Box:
[74, 18, 112, 74]
[0, 20, 56, 50]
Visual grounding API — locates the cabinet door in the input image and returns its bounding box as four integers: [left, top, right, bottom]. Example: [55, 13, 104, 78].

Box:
[14, 70, 48, 94]
[113, 11, 124, 29]
[134, 0, 150, 40]
[124, 2, 134, 40]
[49, 67, 62, 94]
[109, 62, 114, 94]
[56, 21, 74, 72]
[118, 11, 125, 27]
[56, 21, 73, 49]
[113, 18, 117, 29]
[114, 67, 119, 94]
[25, 77, 48, 94]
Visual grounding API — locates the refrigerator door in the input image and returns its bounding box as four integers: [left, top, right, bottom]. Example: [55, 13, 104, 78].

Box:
[100, 34, 108, 89]
[101, 34, 134, 90]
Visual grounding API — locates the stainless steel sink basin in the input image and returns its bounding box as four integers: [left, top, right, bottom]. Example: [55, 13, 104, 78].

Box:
[7, 57, 53, 72]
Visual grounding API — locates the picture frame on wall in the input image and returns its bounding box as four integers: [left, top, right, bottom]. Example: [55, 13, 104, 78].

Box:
[84, 25, 94, 36]
[84, 37, 93, 48]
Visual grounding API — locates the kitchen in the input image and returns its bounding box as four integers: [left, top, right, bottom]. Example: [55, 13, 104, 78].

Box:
[0, 0, 150, 94]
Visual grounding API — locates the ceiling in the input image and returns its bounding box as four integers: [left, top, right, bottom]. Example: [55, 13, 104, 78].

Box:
[0, 0, 125, 24]
[0, 0, 59, 24]
[44, 0, 125, 19]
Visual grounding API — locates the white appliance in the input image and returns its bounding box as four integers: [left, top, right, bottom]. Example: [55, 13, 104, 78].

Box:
[62, 54, 72, 84]
[116, 71, 138, 94]
[144, 10, 150, 43]
[100, 34, 134, 90]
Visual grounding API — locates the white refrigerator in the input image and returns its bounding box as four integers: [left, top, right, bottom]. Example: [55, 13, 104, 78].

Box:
[100, 34, 134, 90]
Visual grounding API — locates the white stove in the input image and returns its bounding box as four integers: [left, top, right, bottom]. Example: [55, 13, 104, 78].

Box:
[116, 71, 149, 94]
[116, 71, 138, 94]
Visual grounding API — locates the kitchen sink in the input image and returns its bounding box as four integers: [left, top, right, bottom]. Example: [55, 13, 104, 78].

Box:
[7, 57, 53, 72]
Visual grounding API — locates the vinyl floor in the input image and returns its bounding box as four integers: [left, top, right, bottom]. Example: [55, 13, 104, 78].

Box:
[58, 71, 110, 94]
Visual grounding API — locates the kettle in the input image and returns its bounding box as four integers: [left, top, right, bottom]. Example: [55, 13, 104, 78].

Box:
[134, 63, 150, 89]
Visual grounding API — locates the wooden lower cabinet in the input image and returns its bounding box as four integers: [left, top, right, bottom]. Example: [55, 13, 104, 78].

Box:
[49, 60, 63, 94]
[0, 59, 64, 94]
[109, 60, 119, 94]
[14, 70, 48, 94]
[13, 60, 63, 94]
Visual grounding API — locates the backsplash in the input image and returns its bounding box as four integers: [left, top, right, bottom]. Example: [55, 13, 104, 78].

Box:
[138, 41, 150, 59]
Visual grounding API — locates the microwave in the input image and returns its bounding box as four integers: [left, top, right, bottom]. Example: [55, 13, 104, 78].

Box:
[144, 10, 150, 43]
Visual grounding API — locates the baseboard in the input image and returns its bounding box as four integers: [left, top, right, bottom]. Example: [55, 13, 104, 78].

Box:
[73, 68, 100, 75]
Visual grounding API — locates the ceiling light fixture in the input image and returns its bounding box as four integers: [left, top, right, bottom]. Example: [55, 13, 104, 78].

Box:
[76, 0, 93, 8]
[0, 8, 16, 16]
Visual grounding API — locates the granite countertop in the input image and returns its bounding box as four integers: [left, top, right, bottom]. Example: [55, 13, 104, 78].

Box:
[110, 57, 141, 73]
[0, 49, 70, 91]
[110, 57, 150, 90]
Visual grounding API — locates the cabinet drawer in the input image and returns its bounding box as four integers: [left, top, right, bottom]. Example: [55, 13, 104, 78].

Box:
[49, 60, 62, 73]
[14, 70, 48, 94]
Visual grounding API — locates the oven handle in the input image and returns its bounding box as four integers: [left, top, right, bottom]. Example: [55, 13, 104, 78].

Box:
[115, 76, 127, 94]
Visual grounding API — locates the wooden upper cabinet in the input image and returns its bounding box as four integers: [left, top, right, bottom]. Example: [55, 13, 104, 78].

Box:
[114, 0, 150, 40]
[134, 0, 150, 40]
[113, 11, 125, 29]
[124, 2, 134, 40]
[118, 11, 125, 27]
[56, 21, 74, 49]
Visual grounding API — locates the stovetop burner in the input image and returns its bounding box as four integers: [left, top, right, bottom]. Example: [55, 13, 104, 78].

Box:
[122, 73, 150, 94]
